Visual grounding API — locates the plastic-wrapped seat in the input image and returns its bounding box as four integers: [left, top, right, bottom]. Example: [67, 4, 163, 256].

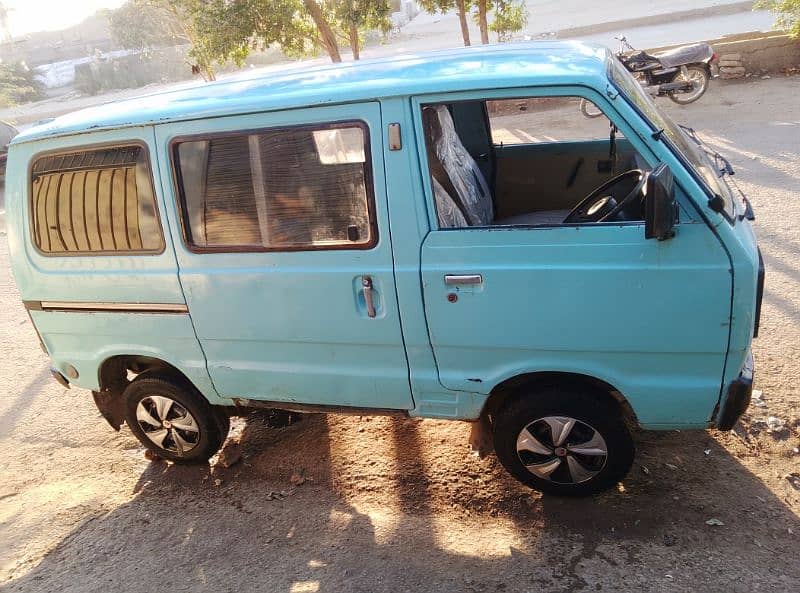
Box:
[423, 104, 577, 228]
[423, 105, 494, 227]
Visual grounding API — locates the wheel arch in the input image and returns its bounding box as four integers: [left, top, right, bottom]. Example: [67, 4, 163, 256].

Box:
[94, 354, 214, 430]
[481, 371, 640, 429]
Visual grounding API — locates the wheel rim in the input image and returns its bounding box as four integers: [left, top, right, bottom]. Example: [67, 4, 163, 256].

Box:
[675, 69, 706, 102]
[136, 395, 200, 455]
[516, 416, 608, 484]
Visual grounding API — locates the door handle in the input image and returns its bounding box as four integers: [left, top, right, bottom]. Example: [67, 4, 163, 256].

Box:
[362, 275, 376, 318]
[444, 274, 483, 286]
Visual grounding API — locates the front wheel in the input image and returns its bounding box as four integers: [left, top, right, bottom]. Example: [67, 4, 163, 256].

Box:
[492, 386, 635, 496]
[669, 65, 709, 104]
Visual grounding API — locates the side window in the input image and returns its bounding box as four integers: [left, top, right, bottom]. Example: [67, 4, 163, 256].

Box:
[487, 97, 624, 145]
[30, 145, 163, 254]
[173, 123, 375, 251]
[422, 97, 649, 230]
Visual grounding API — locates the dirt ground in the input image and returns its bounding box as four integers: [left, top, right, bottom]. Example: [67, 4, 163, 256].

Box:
[1, 76, 799, 593]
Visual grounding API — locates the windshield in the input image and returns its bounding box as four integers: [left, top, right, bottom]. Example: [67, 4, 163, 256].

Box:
[608, 59, 737, 221]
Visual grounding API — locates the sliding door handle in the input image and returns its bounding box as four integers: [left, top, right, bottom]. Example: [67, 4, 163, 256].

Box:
[444, 274, 483, 286]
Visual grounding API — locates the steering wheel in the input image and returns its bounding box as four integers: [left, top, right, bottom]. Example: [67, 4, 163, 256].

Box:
[563, 169, 647, 224]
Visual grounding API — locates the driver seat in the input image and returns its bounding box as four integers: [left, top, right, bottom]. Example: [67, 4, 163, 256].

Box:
[422, 105, 494, 227]
[423, 105, 570, 227]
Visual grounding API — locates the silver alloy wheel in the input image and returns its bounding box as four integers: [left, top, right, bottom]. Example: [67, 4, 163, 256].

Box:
[516, 416, 608, 484]
[135, 395, 200, 455]
[674, 68, 707, 103]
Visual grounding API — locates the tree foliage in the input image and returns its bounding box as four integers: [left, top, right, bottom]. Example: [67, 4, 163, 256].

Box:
[107, 0, 251, 81]
[490, 0, 527, 42]
[334, 0, 392, 59]
[755, 0, 800, 38]
[0, 61, 44, 108]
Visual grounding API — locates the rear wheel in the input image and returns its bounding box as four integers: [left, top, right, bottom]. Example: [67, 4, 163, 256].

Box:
[669, 66, 709, 104]
[492, 385, 635, 496]
[124, 374, 229, 463]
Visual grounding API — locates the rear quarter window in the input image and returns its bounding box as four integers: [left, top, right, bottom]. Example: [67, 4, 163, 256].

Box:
[30, 145, 164, 255]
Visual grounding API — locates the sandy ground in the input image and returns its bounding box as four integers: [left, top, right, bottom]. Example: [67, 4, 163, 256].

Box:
[1, 76, 799, 592]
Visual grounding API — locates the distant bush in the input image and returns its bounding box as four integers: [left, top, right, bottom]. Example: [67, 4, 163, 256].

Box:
[755, 0, 800, 38]
[0, 61, 44, 108]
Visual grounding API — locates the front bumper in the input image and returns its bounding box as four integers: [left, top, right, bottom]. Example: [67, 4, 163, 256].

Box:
[714, 353, 754, 430]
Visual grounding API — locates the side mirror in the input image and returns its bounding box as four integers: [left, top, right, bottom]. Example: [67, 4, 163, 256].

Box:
[645, 163, 678, 241]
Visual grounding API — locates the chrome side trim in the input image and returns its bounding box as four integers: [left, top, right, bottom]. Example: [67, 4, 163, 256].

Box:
[27, 301, 188, 314]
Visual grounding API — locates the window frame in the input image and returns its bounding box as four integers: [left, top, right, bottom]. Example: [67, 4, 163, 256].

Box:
[413, 85, 663, 232]
[28, 140, 166, 257]
[169, 119, 379, 254]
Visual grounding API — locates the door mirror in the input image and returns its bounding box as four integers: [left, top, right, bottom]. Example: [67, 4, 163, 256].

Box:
[645, 163, 678, 240]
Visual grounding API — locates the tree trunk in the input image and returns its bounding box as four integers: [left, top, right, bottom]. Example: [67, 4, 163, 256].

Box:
[349, 23, 360, 60]
[478, 0, 489, 44]
[455, 0, 471, 46]
[304, 0, 342, 62]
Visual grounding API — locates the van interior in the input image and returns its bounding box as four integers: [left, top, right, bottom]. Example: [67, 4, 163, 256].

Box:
[421, 97, 652, 229]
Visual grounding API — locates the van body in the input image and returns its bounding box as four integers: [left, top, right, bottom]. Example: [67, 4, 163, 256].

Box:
[6, 43, 762, 495]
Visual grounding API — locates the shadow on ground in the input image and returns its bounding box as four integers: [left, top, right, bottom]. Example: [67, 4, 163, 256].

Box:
[3, 413, 798, 593]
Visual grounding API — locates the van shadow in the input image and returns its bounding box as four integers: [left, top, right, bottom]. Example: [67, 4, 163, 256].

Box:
[3, 414, 799, 592]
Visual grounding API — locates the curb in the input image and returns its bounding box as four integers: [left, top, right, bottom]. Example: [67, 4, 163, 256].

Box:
[549, 1, 757, 39]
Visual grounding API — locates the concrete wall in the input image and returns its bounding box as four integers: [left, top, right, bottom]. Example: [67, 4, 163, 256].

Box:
[650, 31, 800, 74]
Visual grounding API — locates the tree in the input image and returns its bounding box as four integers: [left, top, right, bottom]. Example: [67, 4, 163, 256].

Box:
[216, 0, 343, 64]
[418, 0, 473, 46]
[303, 0, 342, 62]
[473, 0, 490, 44]
[490, 0, 527, 42]
[107, 0, 247, 81]
[334, 0, 392, 59]
[755, 0, 800, 38]
[0, 61, 43, 108]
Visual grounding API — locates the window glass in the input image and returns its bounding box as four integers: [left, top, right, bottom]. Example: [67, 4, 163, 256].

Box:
[423, 98, 648, 231]
[608, 59, 738, 220]
[30, 145, 163, 254]
[487, 97, 624, 145]
[174, 124, 374, 250]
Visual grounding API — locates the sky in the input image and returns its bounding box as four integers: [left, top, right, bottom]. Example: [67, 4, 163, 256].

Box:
[2, 0, 126, 38]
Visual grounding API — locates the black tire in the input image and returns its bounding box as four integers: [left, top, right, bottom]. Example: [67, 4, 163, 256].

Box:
[124, 374, 228, 464]
[492, 385, 634, 496]
[668, 65, 709, 105]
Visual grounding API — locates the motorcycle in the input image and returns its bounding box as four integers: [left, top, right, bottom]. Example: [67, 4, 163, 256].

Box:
[581, 35, 717, 117]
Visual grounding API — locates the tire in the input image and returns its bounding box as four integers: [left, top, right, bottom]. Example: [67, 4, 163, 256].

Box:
[668, 65, 709, 105]
[124, 374, 229, 464]
[492, 385, 634, 496]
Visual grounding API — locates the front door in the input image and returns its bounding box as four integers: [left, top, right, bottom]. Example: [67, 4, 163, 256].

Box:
[414, 91, 732, 427]
[156, 103, 412, 409]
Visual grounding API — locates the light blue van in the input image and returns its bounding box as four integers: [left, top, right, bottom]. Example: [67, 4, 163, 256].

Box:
[6, 42, 762, 496]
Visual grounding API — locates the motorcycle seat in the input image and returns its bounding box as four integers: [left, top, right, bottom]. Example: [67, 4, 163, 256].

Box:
[654, 43, 713, 68]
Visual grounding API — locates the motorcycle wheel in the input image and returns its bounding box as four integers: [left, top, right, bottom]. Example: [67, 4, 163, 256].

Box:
[668, 66, 709, 104]
[579, 98, 604, 118]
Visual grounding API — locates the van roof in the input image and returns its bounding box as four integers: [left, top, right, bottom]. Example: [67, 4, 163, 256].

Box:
[13, 41, 610, 145]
